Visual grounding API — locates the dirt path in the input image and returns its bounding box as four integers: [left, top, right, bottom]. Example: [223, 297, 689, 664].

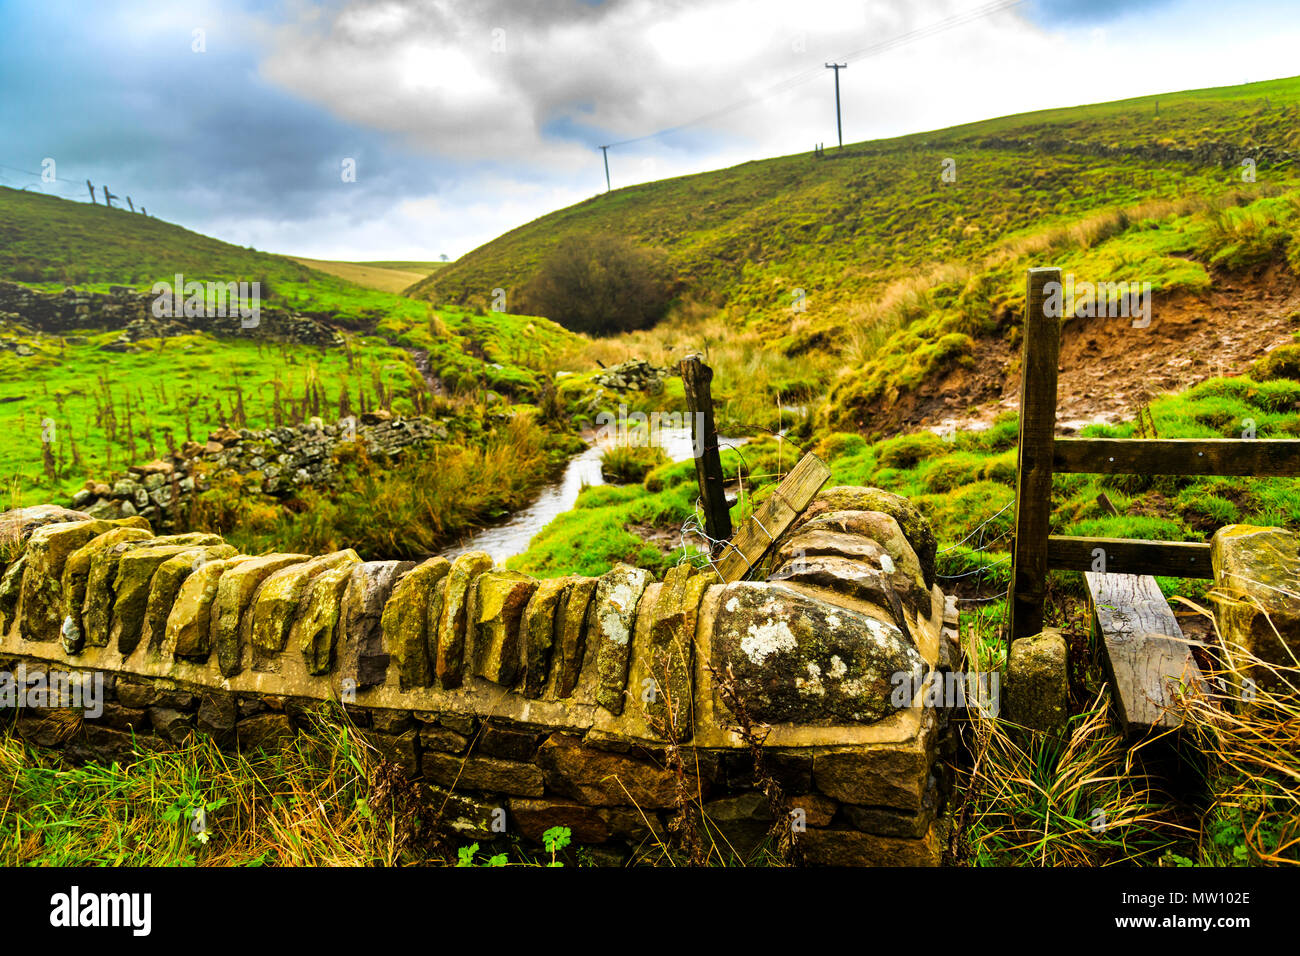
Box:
[917, 263, 1299, 436]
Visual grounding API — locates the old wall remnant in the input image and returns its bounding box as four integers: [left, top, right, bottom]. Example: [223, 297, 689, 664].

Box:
[0, 489, 956, 865]
[1210, 523, 1300, 693]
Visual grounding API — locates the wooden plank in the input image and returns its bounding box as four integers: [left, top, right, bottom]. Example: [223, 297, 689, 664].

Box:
[1048, 535, 1213, 578]
[1008, 267, 1062, 642]
[679, 355, 731, 544]
[1084, 571, 1208, 735]
[1055, 437, 1300, 477]
[714, 452, 831, 583]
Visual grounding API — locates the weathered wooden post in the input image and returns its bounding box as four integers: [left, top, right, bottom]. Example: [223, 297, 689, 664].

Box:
[679, 354, 731, 545]
[1007, 267, 1062, 647]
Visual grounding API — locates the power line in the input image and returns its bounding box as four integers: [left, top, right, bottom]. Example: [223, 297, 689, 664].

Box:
[597, 0, 1025, 152]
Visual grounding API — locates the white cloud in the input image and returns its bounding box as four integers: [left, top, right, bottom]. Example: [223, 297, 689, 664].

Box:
[236, 0, 1300, 259]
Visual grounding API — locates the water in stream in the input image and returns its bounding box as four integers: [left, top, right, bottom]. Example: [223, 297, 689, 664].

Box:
[441, 425, 748, 564]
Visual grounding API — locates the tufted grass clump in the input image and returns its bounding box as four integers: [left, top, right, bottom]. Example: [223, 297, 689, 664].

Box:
[0, 704, 396, 866]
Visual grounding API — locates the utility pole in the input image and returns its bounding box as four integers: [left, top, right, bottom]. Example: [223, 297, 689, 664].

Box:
[599, 145, 611, 192]
[825, 63, 846, 148]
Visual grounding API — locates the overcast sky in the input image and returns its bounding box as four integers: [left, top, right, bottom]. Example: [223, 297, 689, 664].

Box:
[2, 0, 1297, 261]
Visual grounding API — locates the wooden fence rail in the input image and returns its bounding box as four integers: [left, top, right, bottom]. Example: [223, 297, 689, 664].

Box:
[1007, 267, 1300, 734]
[1007, 267, 1300, 640]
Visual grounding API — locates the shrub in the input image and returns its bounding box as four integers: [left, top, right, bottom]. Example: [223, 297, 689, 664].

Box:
[519, 235, 675, 336]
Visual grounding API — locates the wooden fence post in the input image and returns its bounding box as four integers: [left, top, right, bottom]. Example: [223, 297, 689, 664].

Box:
[1007, 267, 1062, 646]
[679, 354, 732, 545]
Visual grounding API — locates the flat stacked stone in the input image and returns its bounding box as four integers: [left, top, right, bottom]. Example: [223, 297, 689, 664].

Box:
[380, 556, 450, 690]
[339, 560, 415, 689]
[591, 564, 651, 715]
[435, 551, 493, 689]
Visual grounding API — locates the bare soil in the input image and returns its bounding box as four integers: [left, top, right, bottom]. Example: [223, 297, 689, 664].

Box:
[910, 261, 1300, 436]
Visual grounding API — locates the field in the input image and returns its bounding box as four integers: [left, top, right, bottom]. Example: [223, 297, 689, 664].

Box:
[286, 258, 444, 294]
[0, 186, 581, 519]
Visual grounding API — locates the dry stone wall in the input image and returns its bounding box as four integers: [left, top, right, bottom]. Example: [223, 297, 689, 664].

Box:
[0, 280, 340, 348]
[0, 486, 956, 865]
[69, 414, 449, 530]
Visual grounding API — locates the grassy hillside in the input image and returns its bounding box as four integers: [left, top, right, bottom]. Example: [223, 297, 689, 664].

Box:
[408, 76, 1300, 344]
[0, 188, 447, 332]
[0, 186, 582, 510]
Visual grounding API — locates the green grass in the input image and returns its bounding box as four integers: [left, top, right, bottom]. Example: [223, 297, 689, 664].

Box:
[511, 372, 1300, 610]
[0, 185, 587, 508]
[0, 188, 425, 329]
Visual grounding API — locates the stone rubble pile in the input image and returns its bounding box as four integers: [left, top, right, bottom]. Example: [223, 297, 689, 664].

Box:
[593, 359, 667, 392]
[69, 413, 448, 529]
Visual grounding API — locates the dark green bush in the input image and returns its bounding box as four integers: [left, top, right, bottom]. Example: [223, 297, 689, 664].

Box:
[519, 235, 674, 336]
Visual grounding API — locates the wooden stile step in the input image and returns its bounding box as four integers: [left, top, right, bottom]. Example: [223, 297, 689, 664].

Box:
[1084, 571, 1209, 736]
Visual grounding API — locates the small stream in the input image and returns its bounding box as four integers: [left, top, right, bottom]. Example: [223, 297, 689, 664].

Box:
[441, 425, 748, 564]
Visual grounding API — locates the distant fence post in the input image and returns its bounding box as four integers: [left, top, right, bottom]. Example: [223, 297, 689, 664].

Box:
[680, 354, 732, 546]
[1007, 267, 1062, 646]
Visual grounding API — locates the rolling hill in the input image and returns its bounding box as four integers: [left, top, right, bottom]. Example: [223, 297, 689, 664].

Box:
[0, 186, 580, 509]
[408, 76, 1300, 347]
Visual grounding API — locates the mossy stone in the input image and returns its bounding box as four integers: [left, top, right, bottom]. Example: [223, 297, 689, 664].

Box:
[211, 554, 310, 676]
[248, 550, 360, 663]
[435, 551, 493, 689]
[292, 565, 355, 676]
[470, 571, 538, 687]
[591, 564, 651, 715]
[142, 546, 237, 652]
[711, 581, 925, 724]
[381, 556, 450, 690]
[164, 556, 252, 660]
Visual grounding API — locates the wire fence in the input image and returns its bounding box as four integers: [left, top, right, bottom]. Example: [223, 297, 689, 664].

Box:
[935, 495, 1016, 608]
